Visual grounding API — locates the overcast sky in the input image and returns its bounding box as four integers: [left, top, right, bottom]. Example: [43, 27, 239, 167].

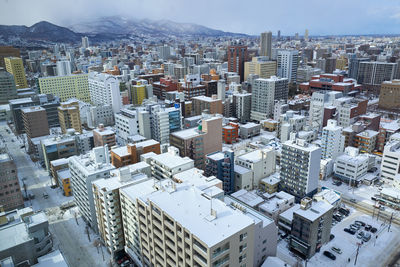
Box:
[1, 0, 400, 35]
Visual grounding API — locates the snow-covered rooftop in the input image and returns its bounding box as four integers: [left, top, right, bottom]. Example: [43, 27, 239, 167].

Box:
[294, 201, 333, 222]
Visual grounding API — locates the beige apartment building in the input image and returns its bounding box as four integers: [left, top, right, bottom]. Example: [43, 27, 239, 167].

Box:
[379, 80, 400, 111]
[120, 178, 255, 267]
[244, 57, 277, 80]
[58, 100, 82, 134]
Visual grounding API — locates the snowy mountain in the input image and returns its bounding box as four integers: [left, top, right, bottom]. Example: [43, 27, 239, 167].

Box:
[69, 16, 247, 37]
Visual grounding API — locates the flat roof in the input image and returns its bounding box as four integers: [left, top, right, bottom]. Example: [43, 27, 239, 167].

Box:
[57, 169, 71, 180]
[279, 204, 301, 222]
[50, 158, 69, 167]
[207, 152, 225, 161]
[136, 139, 159, 148]
[234, 164, 251, 174]
[148, 184, 254, 247]
[151, 152, 194, 169]
[294, 201, 333, 221]
[171, 127, 202, 139]
[231, 189, 264, 207]
[34, 250, 68, 267]
[93, 171, 148, 192]
[0, 222, 31, 251]
[111, 146, 130, 157]
[173, 168, 221, 189]
[0, 153, 11, 163]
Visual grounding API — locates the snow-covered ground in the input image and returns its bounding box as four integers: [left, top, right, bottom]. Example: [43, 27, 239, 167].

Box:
[308, 211, 400, 267]
[276, 207, 400, 267]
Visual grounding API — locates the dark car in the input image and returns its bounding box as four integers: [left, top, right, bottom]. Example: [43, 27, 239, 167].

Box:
[333, 215, 342, 222]
[365, 225, 372, 231]
[339, 207, 350, 216]
[344, 228, 356, 235]
[330, 234, 335, 241]
[370, 227, 377, 233]
[323, 251, 336, 260]
[355, 221, 366, 226]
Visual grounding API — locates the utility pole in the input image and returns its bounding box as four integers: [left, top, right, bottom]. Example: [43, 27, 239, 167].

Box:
[354, 242, 361, 265]
[388, 212, 393, 232]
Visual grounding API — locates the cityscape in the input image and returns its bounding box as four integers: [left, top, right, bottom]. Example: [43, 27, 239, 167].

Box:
[1, 1, 400, 267]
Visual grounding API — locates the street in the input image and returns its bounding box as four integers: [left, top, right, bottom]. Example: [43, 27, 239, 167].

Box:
[0, 123, 109, 267]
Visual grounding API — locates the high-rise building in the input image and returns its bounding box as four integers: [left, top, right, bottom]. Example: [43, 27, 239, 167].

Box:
[191, 95, 223, 116]
[92, 167, 149, 255]
[56, 60, 72, 76]
[121, 178, 256, 267]
[205, 150, 235, 193]
[0, 152, 24, 211]
[250, 76, 289, 121]
[280, 138, 321, 201]
[380, 140, 400, 186]
[41, 135, 79, 171]
[277, 50, 299, 83]
[170, 116, 222, 169]
[21, 106, 50, 142]
[233, 91, 252, 123]
[228, 44, 248, 82]
[320, 120, 344, 160]
[82, 36, 89, 48]
[357, 61, 398, 94]
[38, 74, 90, 102]
[88, 72, 122, 113]
[304, 29, 309, 41]
[152, 106, 182, 144]
[348, 55, 368, 79]
[0, 67, 17, 104]
[0, 46, 20, 68]
[4, 57, 27, 89]
[69, 146, 115, 232]
[130, 82, 147, 105]
[289, 198, 333, 259]
[308, 91, 343, 130]
[277, 30, 281, 40]
[260, 31, 272, 58]
[58, 100, 82, 134]
[244, 57, 277, 80]
[157, 45, 171, 60]
[379, 80, 400, 111]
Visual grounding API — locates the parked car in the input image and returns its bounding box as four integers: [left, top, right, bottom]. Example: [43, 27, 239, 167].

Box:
[365, 225, 372, 231]
[330, 234, 335, 241]
[42, 192, 49, 199]
[356, 231, 365, 239]
[355, 221, 366, 226]
[339, 207, 350, 216]
[370, 227, 377, 233]
[323, 251, 336, 260]
[350, 224, 360, 230]
[333, 215, 342, 222]
[344, 228, 356, 235]
[331, 247, 342, 254]
[379, 206, 385, 211]
[363, 233, 371, 242]
[350, 199, 357, 203]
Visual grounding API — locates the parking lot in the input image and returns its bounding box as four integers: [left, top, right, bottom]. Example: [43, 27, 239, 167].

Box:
[308, 209, 400, 267]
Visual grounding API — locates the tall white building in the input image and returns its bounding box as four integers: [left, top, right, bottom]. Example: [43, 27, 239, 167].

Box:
[88, 72, 122, 113]
[381, 141, 400, 186]
[115, 108, 151, 145]
[69, 146, 115, 232]
[250, 76, 288, 122]
[92, 167, 150, 255]
[82, 36, 89, 49]
[309, 91, 342, 130]
[157, 45, 171, 60]
[151, 106, 182, 144]
[217, 80, 226, 101]
[321, 120, 344, 160]
[280, 138, 321, 200]
[260, 31, 272, 58]
[56, 60, 72, 76]
[277, 50, 299, 83]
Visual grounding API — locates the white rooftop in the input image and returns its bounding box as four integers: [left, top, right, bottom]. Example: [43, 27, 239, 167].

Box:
[151, 152, 193, 169]
[34, 250, 68, 267]
[234, 164, 251, 174]
[231, 189, 264, 208]
[147, 184, 254, 247]
[294, 201, 333, 222]
[207, 152, 225, 161]
[171, 127, 202, 139]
